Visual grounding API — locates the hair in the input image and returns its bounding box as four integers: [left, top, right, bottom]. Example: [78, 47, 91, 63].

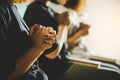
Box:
[65, 0, 85, 11]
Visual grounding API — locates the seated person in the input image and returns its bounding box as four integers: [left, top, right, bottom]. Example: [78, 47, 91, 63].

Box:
[65, 0, 91, 59]
[0, 0, 56, 80]
[43, 0, 91, 59]
[65, 0, 120, 66]
[24, 0, 70, 80]
[24, 0, 120, 80]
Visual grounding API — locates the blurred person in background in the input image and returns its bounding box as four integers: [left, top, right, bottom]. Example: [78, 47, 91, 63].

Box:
[65, 0, 91, 59]
[65, 0, 120, 66]
[38, 0, 91, 59]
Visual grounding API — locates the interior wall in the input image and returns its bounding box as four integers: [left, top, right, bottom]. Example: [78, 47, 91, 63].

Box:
[82, 0, 120, 60]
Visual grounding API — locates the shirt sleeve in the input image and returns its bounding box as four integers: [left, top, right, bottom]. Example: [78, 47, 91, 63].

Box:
[0, 7, 15, 79]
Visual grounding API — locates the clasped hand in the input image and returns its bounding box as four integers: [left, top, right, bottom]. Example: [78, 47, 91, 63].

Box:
[78, 23, 90, 36]
[30, 24, 56, 50]
[54, 12, 70, 26]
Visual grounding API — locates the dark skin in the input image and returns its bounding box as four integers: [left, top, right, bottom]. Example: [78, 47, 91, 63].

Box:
[39, 0, 89, 49]
[45, 12, 70, 59]
[54, 12, 70, 26]
[37, 0, 70, 59]
[65, 0, 90, 46]
[78, 22, 90, 36]
[1, 0, 56, 80]
[67, 22, 90, 46]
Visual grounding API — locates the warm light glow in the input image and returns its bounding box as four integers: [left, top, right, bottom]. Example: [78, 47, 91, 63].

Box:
[82, 0, 120, 60]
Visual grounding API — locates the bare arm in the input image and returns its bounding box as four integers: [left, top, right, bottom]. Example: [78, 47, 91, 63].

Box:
[45, 12, 70, 59]
[45, 25, 68, 59]
[7, 25, 56, 80]
[67, 22, 89, 46]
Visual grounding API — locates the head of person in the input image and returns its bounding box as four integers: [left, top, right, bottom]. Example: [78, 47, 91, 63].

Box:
[50, 0, 67, 5]
[65, 0, 86, 12]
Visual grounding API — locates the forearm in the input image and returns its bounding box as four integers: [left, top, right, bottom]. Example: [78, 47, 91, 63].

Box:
[67, 30, 83, 45]
[57, 25, 68, 47]
[45, 25, 68, 59]
[7, 46, 45, 80]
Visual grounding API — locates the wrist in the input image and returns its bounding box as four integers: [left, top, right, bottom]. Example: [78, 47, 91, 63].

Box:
[31, 43, 46, 51]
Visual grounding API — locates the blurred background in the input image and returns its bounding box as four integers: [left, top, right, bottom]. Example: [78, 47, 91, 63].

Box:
[16, 0, 120, 60]
[82, 0, 120, 60]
